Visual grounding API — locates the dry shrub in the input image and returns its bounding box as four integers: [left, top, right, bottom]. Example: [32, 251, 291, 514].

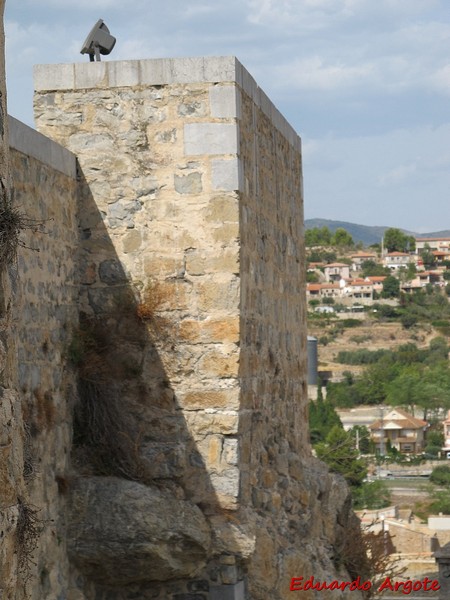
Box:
[0, 184, 45, 270]
[136, 280, 174, 339]
[73, 379, 149, 482]
[337, 519, 405, 598]
[136, 280, 168, 319]
[68, 317, 111, 383]
[15, 498, 44, 579]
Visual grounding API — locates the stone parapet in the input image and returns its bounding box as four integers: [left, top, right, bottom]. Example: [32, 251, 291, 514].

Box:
[34, 57, 300, 151]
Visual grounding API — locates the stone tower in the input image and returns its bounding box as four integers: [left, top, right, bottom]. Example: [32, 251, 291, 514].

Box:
[15, 56, 364, 599]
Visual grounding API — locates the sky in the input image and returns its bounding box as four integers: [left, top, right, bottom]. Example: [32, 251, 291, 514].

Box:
[4, 0, 450, 233]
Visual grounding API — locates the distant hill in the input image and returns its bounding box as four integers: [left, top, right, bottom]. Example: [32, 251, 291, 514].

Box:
[305, 218, 450, 246]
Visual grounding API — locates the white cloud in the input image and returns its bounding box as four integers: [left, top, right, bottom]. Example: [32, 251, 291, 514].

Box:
[275, 55, 375, 92]
[378, 163, 418, 186]
[23, 0, 124, 8]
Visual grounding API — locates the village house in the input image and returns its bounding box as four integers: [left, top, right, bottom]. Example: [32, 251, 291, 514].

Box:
[320, 282, 342, 299]
[306, 282, 341, 300]
[369, 408, 428, 454]
[306, 283, 321, 300]
[350, 251, 378, 271]
[432, 251, 450, 265]
[416, 237, 450, 254]
[417, 270, 445, 287]
[365, 275, 386, 294]
[383, 251, 412, 271]
[441, 410, 450, 458]
[323, 262, 350, 282]
[400, 278, 423, 293]
[342, 278, 373, 300]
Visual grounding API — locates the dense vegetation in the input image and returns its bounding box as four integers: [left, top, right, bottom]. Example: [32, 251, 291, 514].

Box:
[327, 338, 450, 417]
[305, 225, 355, 248]
[309, 394, 391, 509]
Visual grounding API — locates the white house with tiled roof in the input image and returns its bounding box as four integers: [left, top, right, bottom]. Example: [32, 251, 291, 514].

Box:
[323, 262, 350, 282]
[306, 282, 342, 300]
[416, 237, 450, 253]
[369, 408, 428, 454]
[383, 251, 413, 271]
[365, 276, 386, 294]
[342, 278, 373, 300]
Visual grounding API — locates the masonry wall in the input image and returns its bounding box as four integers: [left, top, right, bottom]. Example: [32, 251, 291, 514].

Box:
[31, 57, 364, 600]
[7, 117, 80, 600]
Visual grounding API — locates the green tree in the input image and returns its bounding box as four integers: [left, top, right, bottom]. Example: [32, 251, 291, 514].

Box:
[425, 431, 445, 458]
[398, 262, 417, 282]
[385, 367, 427, 414]
[305, 226, 332, 247]
[309, 390, 342, 444]
[306, 271, 319, 283]
[361, 260, 390, 277]
[315, 425, 367, 488]
[331, 227, 354, 248]
[381, 275, 400, 298]
[429, 490, 450, 515]
[383, 228, 412, 253]
[350, 425, 371, 454]
[421, 243, 436, 270]
[430, 465, 450, 486]
[353, 480, 391, 510]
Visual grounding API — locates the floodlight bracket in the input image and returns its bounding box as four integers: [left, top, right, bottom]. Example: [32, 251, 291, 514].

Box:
[80, 19, 116, 62]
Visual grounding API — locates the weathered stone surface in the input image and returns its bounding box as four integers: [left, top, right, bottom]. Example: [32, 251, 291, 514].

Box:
[98, 259, 128, 285]
[67, 477, 211, 585]
[174, 172, 202, 194]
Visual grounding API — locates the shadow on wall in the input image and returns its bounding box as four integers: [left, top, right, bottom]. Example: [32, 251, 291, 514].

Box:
[66, 168, 243, 599]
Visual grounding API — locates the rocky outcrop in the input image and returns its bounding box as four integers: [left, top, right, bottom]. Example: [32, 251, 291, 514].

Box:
[67, 477, 211, 585]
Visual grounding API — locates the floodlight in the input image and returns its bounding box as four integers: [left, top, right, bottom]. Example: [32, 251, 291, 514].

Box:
[80, 19, 116, 62]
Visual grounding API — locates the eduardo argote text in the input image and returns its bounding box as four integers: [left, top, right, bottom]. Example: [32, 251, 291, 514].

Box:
[290, 575, 440, 595]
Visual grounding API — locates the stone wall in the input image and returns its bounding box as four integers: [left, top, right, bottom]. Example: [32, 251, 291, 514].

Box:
[0, 56, 369, 600]
[4, 117, 79, 600]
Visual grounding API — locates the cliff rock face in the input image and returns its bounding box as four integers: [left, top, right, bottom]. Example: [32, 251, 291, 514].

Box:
[0, 53, 365, 599]
[68, 477, 211, 585]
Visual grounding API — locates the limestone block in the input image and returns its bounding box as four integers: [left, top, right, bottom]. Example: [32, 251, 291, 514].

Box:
[122, 230, 142, 254]
[184, 123, 238, 156]
[174, 172, 203, 194]
[34, 63, 75, 91]
[178, 100, 207, 117]
[212, 222, 239, 244]
[185, 411, 239, 435]
[205, 196, 239, 223]
[143, 254, 185, 277]
[209, 85, 241, 119]
[210, 468, 240, 498]
[178, 389, 240, 410]
[178, 317, 239, 344]
[68, 132, 114, 152]
[74, 62, 107, 90]
[195, 276, 239, 312]
[67, 477, 211, 585]
[108, 60, 140, 87]
[211, 158, 242, 192]
[198, 351, 239, 378]
[185, 249, 239, 276]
